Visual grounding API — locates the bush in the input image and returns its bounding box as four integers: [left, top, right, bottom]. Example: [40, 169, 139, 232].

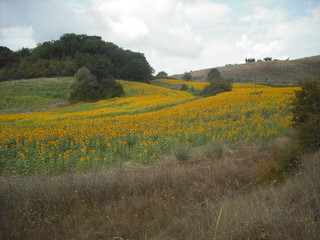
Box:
[205, 68, 221, 82]
[69, 67, 123, 102]
[182, 72, 192, 81]
[180, 84, 188, 91]
[201, 68, 232, 97]
[176, 145, 191, 162]
[257, 144, 302, 185]
[291, 80, 320, 151]
[201, 81, 232, 97]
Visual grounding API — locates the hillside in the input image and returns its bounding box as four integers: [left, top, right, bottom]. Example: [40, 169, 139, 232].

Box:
[173, 55, 320, 85]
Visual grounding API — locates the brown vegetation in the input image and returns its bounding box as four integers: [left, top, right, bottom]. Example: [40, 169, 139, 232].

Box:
[173, 55, 320, 85]
[1, 139, 319, 239]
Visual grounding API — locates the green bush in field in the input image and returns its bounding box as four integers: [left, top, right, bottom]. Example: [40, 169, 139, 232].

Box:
[257, 143, 303, 185]
[201, 68, 232, 97]
[291, 80, 320, 151]
[180, 84, 188, 91]
[69, 67, 123, 102]
[182, 72, 192, 81]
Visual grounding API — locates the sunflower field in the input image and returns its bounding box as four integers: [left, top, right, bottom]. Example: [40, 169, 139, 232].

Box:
[0, 78, 299, 175]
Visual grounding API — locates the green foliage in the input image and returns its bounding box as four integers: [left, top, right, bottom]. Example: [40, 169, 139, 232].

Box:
[0, 33, 153, 83]
[180, 84, 188, 91]
[245, 58, 256, 63]
[257, 144, 302, 185]
[120, 58, 153, 83]
[69, 67, 123, 103]
[176, 145, 191, 162]
[155, 71, 168, 79]
[291, 80, 320, 151]
[206, 68, 221, 82]
[201, 68, 232, 97]
[182, 72, 192, 81]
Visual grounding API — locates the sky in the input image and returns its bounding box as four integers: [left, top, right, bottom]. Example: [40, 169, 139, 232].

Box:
[0, 0, 319, 75]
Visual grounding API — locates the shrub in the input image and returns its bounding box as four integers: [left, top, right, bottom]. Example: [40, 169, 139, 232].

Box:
[182, 72, 192, 81]
[180, 84, 188, 91]
[201, 68, 232, 97]
[291, 80, 320, 151]
[205, 68, 221, 82]
[69, 67, 123, 102]
[176, 145, 190, 162]
[257, 144, 302, 185]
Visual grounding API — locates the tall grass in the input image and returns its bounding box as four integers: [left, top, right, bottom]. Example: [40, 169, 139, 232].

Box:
[1, 140, 319, 239]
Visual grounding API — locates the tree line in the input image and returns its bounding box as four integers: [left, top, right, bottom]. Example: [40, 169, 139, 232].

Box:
[0, 33, 154, 83]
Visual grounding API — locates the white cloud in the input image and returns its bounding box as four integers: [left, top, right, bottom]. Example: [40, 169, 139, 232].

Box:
[109, 18, 149, 41]
[182, 0, 232, 23]
[236, 34, 253, 49]
[0, 0, 319, 75]
[241, 6, 288, 22]
[0, 25, 37, 49]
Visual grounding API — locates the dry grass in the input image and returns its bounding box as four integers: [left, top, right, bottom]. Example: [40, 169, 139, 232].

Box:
[1, 140, 319, 240]
[173, 55, 320, 85]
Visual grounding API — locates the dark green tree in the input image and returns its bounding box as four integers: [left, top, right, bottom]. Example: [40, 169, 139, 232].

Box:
[182, 72, 192, 81]
[155, 71, 168, 79]
[69, 67, 123, 103]
[291, 80, 320, 151]
[201, 68, 232, 97]
[0, 46, 19, 68]
[205, 68, 221, 82]
[69, 67, 100, 102]
[120, 58, 153, 83]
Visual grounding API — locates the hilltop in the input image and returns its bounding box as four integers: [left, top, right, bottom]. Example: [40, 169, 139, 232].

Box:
[173, 55, 320, 85]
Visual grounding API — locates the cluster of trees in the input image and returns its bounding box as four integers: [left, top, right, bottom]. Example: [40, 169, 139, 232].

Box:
[0, 33, 154, 83]
[201, 68, 232, 96]
[245, 57, 273, 63]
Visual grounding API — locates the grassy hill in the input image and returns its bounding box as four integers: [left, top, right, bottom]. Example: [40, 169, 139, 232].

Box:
[0, 77, 72, 114]
[172, 55, 320, 85]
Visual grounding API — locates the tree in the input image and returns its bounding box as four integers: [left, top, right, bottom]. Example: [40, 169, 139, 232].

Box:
[69, 67, 123, 103]
[155, 71, 168, 79]
[201, 68, 232, 97]
[182, 72, 192, 81]
[205, 68, 221, 82]
[69, 67, 100, 102]
[0, 33, 154, 83]
[120, 58, 153, 83]
[245, 58, 255, 63]
[291, 80, 320, 151]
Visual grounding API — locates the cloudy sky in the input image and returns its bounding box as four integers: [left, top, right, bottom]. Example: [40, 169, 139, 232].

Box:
[0, 0, 319, 75]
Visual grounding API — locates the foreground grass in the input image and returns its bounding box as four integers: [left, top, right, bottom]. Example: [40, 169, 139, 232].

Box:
[1, 140, 319, 240]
